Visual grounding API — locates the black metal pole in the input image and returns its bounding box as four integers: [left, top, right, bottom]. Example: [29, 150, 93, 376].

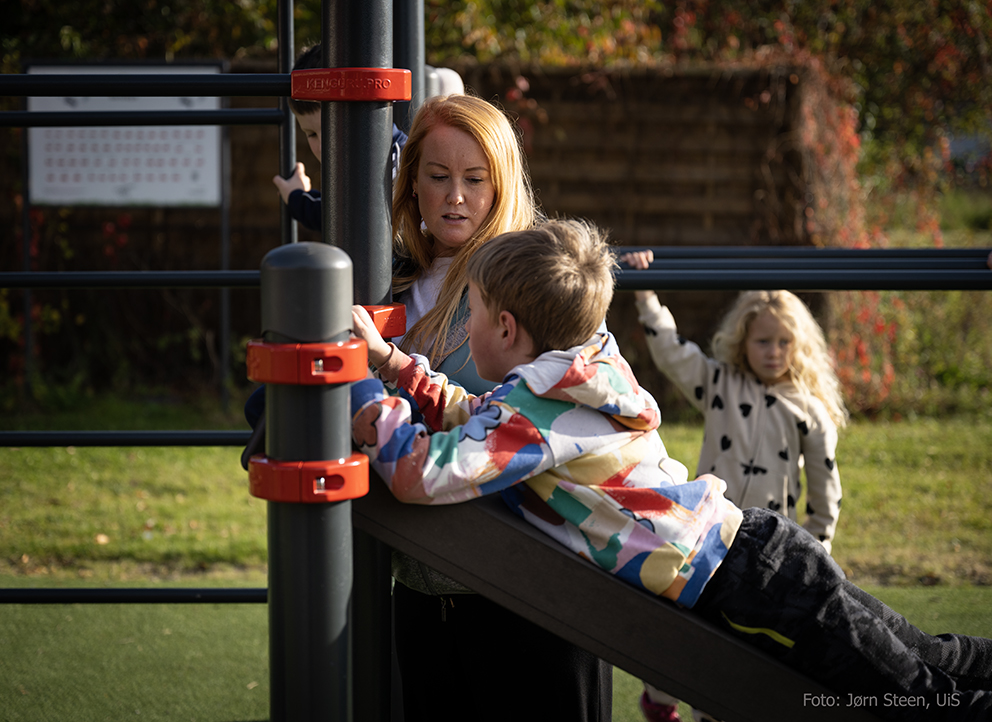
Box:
[0, 73, 290, 96]
[4, 264, 991, 291]
[20, 104, 34, 397]
[322, 0, 394, 306]
[0, 430, 249, 446]
[0, 270, 260, 288]
[612, 245, 989, 259]
[616, 257, 991, 270]
[0, 588, 266, 604]
[220, 118, 232, 411]
[393, 0, 425, 132]
[278, 0, 298, 246]
[261, 242, 356, 722]
[352, 525, 395, 722]
[322, 2, 395, 721]
[0, 108, 286, 128]
[611, 268, 992, 291]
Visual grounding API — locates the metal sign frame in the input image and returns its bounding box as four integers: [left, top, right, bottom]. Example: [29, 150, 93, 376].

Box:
[25, 60, 225, 207]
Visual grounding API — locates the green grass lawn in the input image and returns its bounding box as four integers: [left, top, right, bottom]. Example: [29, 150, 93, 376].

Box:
[1, 398, 991, 720]
[3, 583, 989, 722]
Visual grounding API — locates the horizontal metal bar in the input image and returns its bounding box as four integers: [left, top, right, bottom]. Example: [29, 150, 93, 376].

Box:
[3, 260, 988, 292]
[0, 271, 260, 289]
[0, 430, 251, 447]
[1, 108, 286, 128]
[0, 74, 290, 97]
[620, 258, 990, 270]
[613, 245, 990, 259]
[613, 269, 992, 291]
[0, 588, 267, 604]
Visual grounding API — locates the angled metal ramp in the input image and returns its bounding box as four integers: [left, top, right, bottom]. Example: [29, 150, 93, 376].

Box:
[353, 475, 881, 722]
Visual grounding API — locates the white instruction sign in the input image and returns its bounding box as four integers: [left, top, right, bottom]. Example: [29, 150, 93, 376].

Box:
[28, 64, 222, 207]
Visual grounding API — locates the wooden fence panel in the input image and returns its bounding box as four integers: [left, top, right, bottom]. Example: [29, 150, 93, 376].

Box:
[456, 64, 818, 419]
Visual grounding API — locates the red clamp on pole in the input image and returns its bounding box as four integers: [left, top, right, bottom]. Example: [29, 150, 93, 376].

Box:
[291, 68, 412, 102]
[363, 302, 407, 338]
[249, 453, 369, 503]
[246, 339, 368, 385]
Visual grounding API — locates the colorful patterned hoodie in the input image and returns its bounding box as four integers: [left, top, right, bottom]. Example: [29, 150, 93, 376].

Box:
[351, 332, 743, 608]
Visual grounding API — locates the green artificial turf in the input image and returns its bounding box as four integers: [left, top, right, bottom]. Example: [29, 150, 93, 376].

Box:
[1, 397, 990, 720]
[0, 577, 268, 722]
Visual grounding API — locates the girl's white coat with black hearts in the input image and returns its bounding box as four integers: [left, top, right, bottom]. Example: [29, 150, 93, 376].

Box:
[635, 294, 842, 553]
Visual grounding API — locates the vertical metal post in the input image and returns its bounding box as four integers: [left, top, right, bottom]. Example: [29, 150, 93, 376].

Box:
[262, 241, 356, 722]
[278, 0, 298, 246]
[393, 0, 425, 132]
[219, 119, 231, 412]
[322, 0, 394, 306]
[20, 112, 34, 396]
[321, 2, 395, 721]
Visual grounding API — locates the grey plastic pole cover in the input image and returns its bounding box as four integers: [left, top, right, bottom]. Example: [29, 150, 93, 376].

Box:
[261, 242, 353, 344]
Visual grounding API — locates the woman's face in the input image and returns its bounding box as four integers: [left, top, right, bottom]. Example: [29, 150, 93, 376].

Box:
[413, 123, 495, 255]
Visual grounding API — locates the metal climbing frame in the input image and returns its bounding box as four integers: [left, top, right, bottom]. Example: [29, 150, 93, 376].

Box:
[0, 1, 413, 720]
[1, 0, 990, 719]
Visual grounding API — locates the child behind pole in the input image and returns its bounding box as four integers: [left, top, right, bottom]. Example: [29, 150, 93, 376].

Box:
[351, 219, 992, 722]
[271, 43, 408, 231]
[244, 43, 408, 430]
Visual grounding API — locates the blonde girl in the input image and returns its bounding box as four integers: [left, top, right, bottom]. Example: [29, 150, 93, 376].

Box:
[622, 251, 847, 552]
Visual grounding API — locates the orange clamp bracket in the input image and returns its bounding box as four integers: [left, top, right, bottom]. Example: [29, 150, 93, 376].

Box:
[249, 454, 369, 503]
[363, 303, 407, 338]
[246, 339, 368, 385]
[291, 68, 412, 102]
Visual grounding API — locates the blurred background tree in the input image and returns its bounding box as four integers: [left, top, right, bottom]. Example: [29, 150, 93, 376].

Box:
[422, 0, 991, 197]
[7, 0, 988, 194]
[4, 0, 279, 65]
[3, 1, 990, 416]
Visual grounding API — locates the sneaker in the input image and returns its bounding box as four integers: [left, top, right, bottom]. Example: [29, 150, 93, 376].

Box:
[639, 691, 682, 722]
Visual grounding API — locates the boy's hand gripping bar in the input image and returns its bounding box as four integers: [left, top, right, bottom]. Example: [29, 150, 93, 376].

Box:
[244, 304, 404, 386]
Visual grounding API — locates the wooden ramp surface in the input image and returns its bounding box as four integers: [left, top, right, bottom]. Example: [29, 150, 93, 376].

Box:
[353, 477, 881, 722]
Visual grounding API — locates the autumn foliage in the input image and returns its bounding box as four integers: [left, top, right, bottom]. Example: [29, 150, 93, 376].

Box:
[3, 1, 990, 414]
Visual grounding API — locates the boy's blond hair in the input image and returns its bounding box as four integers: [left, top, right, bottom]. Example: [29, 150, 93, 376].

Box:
[466, 219, 616, 355]
[711, 290, 849, 427]
[392, 94, 539, 366]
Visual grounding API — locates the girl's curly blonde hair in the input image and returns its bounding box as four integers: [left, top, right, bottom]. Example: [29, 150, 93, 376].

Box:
[711, 290, 848, 428]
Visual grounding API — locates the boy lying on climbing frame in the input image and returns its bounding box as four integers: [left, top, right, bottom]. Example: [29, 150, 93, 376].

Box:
[349, 218, 992, 722]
